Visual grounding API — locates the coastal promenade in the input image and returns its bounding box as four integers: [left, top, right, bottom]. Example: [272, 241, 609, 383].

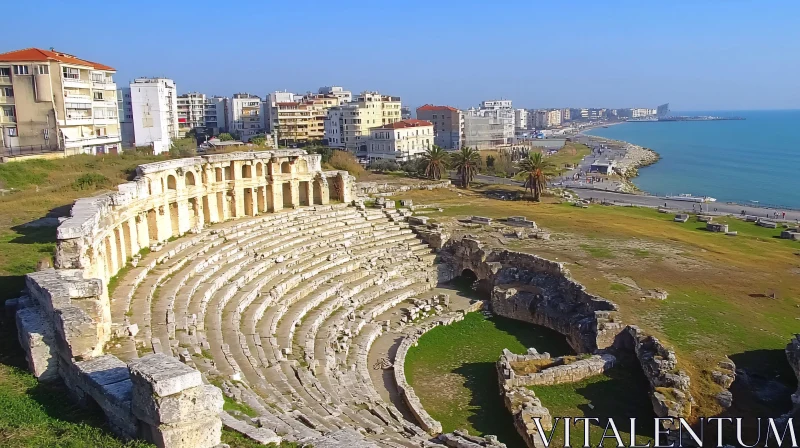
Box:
[465, 173, 800, 222]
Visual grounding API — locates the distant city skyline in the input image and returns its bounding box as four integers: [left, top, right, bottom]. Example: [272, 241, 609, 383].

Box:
[3, 1, 799, 111]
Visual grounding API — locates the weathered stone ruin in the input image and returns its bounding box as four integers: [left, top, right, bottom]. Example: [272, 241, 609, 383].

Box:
[786, 334, 800, 414]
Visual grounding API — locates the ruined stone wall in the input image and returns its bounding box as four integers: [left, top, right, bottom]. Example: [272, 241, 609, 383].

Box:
[786, 334, 800, 413]
[439, 238, 622, 353]
[355, 179, 451, 197]
[11, 150, 355, 448]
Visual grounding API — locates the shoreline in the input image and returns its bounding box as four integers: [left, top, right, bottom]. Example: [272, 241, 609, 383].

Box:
[575, 123, 800, 212]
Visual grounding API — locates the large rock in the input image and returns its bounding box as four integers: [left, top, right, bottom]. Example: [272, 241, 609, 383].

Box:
[129, 354, 202, 398]
[140, 415, 222, 448]
[135, 384, 223, 426]
[16, 306, 58, 381]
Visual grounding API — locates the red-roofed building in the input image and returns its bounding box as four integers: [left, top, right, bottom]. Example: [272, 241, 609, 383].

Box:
[0, 48, 120, 156]
[365, 119, 434, 162]
[415, 104, 463, 149]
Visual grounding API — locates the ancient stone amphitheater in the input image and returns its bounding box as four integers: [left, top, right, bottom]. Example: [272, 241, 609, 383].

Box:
[10, 150, 800, 448]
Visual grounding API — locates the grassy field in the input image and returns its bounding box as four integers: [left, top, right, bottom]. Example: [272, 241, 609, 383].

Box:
[528, 358, 656, 447]
[405, 311, 574, 447]
[0, 153, 295, 448]
[545, 142, 591, 175]
[393, 185, 800, 419]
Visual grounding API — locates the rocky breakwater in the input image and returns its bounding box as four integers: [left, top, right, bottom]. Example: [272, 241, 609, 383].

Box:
[615, 143, 660, 179]
[496, 348, 615, 448]
[439, 237, 623, 353]
[615, 326, 693, 427]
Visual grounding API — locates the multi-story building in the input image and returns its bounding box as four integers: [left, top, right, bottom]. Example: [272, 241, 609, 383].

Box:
[514, 108, 528, 130]
[632, 108, 654, 118]
[401, 106, 411, 120]
[467, 100, 514, 143]
[0, 48, 121, 155]
[228, 93, 265, 141]
[532, 109, 562, 128]
[117, 87, 134, 147]
[204, 96, 227, 136]
[270, 93, 340, 145]
[130, 78, 178, 154]
[177, 92, 207, 137]
[462, 115, 505, 150]
[532, 110, 547, 128]
[365, 119, 433, 162]
[317, 86, 351, 104]
[547, 109, 562, 127]
[416, 104, 463, 150]
[324, 91, 401, 153]
[561, 108, 571, 122]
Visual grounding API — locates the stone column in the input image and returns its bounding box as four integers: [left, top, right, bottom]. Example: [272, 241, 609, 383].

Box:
[320, 178, 330, 205]
[156, 205, 171, 243]
[272, 182, 284, 212]
[127, 218, 140, 256]
[250, 188, 258, 216]
[176, 200, 191, 235]
[290, 179, 300, 208]
[234, 186, 245, 218]
[105, 235, 119, 279]
[114, 227, 127, 270]
[136, 213, 149, 249]
[129, 354, 223, 448]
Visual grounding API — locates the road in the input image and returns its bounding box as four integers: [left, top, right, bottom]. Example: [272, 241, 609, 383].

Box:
[458, 173, 800, 223]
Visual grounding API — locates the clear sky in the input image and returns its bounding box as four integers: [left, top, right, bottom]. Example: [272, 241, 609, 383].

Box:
[3, 1, 799, 111]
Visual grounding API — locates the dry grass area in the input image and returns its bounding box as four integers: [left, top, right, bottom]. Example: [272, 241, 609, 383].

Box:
[392, 184, 800, 417]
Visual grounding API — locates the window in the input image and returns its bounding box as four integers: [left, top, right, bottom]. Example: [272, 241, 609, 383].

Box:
[0, 67, 10, 77]
[63, 67, 79, 79]
[36, 65, 49, 75]
[1, 87, 12, 97]
[13, 65, 29, 75]
[8, 127, 17, 136]
[93, 92, 104, 101]
[1, 106, 15, 118]
[43, 129, 49, 139]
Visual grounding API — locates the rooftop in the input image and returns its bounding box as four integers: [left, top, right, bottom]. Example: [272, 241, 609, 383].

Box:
[417, 104, 459, 112]
[373, 119, 433, 129]
[0, 47, 114, 71]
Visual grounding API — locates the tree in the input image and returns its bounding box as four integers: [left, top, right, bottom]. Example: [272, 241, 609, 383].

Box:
[250, 135, 267, 146]
[170, 137, 197, 157]
[421, 145, 449, 180]
[518, 152, 552, 201]
[486, 155, 495, 169]
[328, 150, 365, 177]
[369, 159, 400, 172]
[218, 133, 234, 141]
[451, 146, 481, 188]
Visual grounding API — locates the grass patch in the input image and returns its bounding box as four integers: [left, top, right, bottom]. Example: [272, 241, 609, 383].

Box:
[222, 395, 258, 418]
[579, 244, 615, 259]
[72, 173, 112, 191]
[405, 312, 573, 447]
[546, 142, 591, 175]
[609, 283, 629, 292]
[530, 362, 655, 447]
[221, 428, 299, 448]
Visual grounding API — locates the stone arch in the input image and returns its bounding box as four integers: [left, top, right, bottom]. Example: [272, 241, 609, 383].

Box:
[255, 162, 263, 177]
[327, 174, 344, 202]
[281, 161, 291, 174]
[267, 160, 275, 175]
[242, 164, 252, 179]
[312, 178, 324, 205]
[146, 209, 158, 243]
[296, 158, 308, 173]
[186, 171, 196, 186]
[167, 175, 177, 191]
[215, 167, 223, 182]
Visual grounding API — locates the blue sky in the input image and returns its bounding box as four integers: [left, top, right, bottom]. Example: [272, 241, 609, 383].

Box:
[3, 1, 799, 111]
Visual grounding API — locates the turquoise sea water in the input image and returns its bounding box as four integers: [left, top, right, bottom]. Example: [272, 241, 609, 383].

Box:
[585, 110, 800, 209]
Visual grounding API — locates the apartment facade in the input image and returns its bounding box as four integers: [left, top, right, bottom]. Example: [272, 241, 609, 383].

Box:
[468, 99, 514, 143]
[130, 77, 178, 154]
[561, 108, 571, 122]
[462, 115, 505, 150]
[365, 119, 433, 162]
[272, 94, 340, 145]
[177, 92, 206, 137]
[416, 104, 463, 150]
[514, 108, 528, 130]
[117, 87, 134, 147]
[324, 91, 402, 153]
[0, 48, 121, 155]
[317, 86, 351, 104]
[228, 93, 264, 141]
[204, 96, 227, 136]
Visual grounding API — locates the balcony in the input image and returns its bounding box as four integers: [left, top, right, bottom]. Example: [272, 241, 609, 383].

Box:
[0, 116, 16, 124]
[93, 117, 118, 125]
[0, 96, 14, 104]
[92, 80, 117, 91]
[63, 76, 90, 89]
[64, 92, 92, 102]
[0, 76, 11, 84]
[63, 116, 93, 126]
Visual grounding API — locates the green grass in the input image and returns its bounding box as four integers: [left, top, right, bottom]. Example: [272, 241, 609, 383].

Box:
[579, 244, 615, 259]
[405, 312, 574, 447]
[529, 361, 655, 447]
[221, 429, 300, 448]
[609, 283, 629, 292]
[222, 395, 258, 418]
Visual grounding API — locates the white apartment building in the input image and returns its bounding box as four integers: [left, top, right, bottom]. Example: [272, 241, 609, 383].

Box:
[532, 109, 562, 128]
[130, 77, 178, 154]
[514, 108, 528, 130]
[561, 108, 571, 122]
[317, 86, 351, 104]
[470, 99, 514, 143]
[177, 92, 206, 137]
[325, 91, 402, 153]
[204, 96, 227, 135]
[269, 93, 340, 145]
[228, 93, 265, 141]
[0, 48, 121, 155]
[365, 119, 433, 162]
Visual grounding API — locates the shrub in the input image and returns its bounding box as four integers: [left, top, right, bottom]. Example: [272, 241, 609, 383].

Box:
[369, 159, 400, 172]
[73, 173, 111, 191]
[307, 146, 333, 164]
[401, 158, 426, 177]
[328, 151, 365, 177]
[218, 133, 234, 141]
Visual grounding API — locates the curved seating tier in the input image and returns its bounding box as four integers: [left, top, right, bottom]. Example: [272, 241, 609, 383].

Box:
[111, 204, 449, 447]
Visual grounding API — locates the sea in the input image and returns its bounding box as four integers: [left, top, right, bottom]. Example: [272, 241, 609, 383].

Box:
[584, 110, 800, 209]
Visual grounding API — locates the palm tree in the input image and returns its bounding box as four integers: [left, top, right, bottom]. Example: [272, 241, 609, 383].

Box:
[518, 152, 551, 201]
[451, 146, 481, 189]
[422, 145, 448, 180]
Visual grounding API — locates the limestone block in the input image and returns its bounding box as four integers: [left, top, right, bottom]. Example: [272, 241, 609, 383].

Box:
[129, 353, 202, 398]
[134, 384, 222, 426]
[141, 414, 222, 448]
[52, 305, 99, 359]
[16, 307, 58, 381]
